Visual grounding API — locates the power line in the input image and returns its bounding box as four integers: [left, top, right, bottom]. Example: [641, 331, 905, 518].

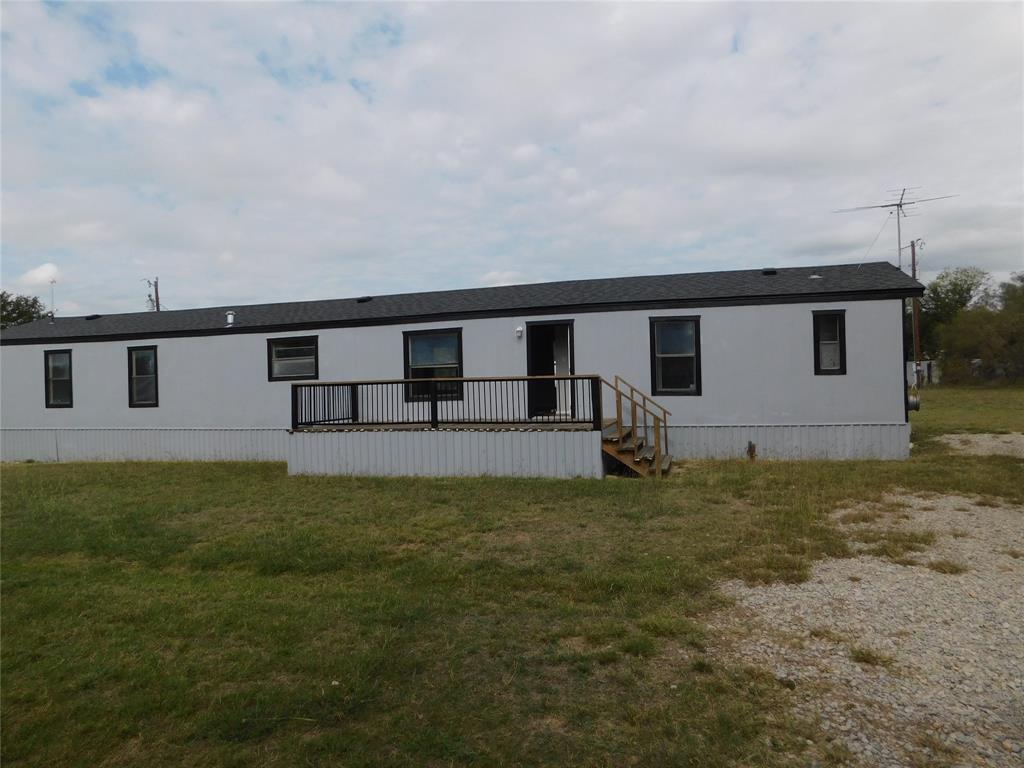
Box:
[862, 210, 894, 262]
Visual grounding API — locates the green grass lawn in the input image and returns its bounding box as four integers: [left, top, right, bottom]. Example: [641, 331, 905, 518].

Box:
[2, 389, 1022, 767]
[910, 383, 1024, 445]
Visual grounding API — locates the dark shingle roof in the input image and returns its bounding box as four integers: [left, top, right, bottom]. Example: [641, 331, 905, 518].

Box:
[1, 261, 922, 344]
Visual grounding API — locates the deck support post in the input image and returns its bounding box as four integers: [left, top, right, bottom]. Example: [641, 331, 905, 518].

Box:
[349, 384, 359, 424]
[429, 380, 439, 428]
[590, 376, 602, 431]
[290, 384, 299, 431]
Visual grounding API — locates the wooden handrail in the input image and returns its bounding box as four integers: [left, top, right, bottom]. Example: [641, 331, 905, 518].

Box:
[597, 378, 664, 421]
[300, 374, 599, 387]
[613, 374, 672, 418]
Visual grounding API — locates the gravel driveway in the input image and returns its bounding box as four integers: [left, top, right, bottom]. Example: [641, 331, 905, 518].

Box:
[937, 433, 1024, 459]
[710, 493, 1023, 767]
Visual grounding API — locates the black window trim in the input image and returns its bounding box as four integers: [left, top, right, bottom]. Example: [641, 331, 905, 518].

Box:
[403, 327, 464, 402]
[266, 335, 320, 382]
[649, 316, 702, 397]
[44, 348, 73, 408]
[813, 310, 847, 376]
[127, 345, 159, 408]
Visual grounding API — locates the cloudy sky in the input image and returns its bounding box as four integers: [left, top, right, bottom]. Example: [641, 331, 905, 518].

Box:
[2, 2, 1021, 315]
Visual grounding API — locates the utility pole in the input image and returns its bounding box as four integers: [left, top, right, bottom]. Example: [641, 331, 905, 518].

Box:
[145, 277, 161, 311]
[910, 240, 923, 386]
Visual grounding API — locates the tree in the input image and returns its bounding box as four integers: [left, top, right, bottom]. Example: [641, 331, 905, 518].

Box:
[997, 273, 1024, 381]
[937, 272, 1024, 383]
[0, 291, 46, 329]
[920, 267, 991, 358]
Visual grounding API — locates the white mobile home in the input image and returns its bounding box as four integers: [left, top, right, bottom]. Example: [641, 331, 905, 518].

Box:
[0, 262, 922, 477]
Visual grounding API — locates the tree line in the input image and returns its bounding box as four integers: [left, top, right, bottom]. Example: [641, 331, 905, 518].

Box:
[919, 268, 1024, 383]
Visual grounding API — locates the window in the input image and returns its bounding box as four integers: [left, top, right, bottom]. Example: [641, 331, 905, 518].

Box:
[404, 328, 463, 401]
[650, 317, 701, 396]
[44, 350, 73, 408]
[267, 336, 318, 381]
[813, 311, 846, 375]
[128, 346, 159, 407]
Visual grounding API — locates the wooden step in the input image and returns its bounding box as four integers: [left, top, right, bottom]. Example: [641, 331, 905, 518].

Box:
[600, 443, 645, 475]
[659, 454, 672, 474]
[601, 423, 632, 442]
[620, 437, 645, 453]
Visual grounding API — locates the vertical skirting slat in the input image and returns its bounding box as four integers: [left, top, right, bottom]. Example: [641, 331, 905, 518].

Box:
[2, 423, 910, 467]
[1, 429, 291, 462]
[286, 429, 605, 478]
[664, 423, 910, 460]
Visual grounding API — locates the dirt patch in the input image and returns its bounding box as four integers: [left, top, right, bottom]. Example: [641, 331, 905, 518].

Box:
[709, 494, 1024, 767]
[938, 432, 1024, 458]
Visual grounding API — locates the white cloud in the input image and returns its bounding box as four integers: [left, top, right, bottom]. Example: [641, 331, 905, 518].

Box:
[83, 86, 206, 126]
[479, 270, 525, 287]
[0, 2, 1021, 314]
[512, 143, 540, 162]
[16, 262, 60, 289]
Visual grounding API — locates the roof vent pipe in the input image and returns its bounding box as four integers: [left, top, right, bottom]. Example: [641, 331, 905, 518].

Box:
[761, 268, 777, 276]
[225, 311, 236, 327]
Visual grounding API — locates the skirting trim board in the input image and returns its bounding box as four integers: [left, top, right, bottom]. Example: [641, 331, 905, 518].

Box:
[0, 429, 291, 463]
[666, 423, 911, 460]
[287, 429, 605, 478]
[0, 422, 911, 468]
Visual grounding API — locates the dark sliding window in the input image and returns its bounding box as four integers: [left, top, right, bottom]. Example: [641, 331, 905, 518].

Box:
[650, 317, 701, 396]
[128, 346, 159, 407]
[404, 328, 463, 401]
[267, 336, 319, 381]
[44, 349, 73, 408]
[813, 311, 846, 375]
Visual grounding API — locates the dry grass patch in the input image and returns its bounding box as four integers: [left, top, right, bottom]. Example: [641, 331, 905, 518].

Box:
[852, 527, 937, 561]
[808, 626, 844, 644]
[910, 732, 960, 768]
[837, 509, 881, 525]
[849, 645, 894, 668]
[926, 559, 968, 575]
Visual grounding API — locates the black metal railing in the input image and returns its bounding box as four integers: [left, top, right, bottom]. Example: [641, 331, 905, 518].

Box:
[292, 375, 603, 431]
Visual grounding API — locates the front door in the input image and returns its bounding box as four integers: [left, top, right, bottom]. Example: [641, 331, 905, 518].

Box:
[527, 322, 574, 417]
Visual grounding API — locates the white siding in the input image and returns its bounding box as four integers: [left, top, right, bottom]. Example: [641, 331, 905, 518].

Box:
[287, 429, 603, 478]
[0, 297, 910, 462]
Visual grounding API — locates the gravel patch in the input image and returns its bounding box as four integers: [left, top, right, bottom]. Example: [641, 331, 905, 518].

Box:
[709, 494, 1023, 767]
[938, 432, 1024, 458]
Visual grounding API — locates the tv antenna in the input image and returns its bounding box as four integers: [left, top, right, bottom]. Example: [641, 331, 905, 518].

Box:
[834, 188, 957, 270]
[143, 277, 161, 311]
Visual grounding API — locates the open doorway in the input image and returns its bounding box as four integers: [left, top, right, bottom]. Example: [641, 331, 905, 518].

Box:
[526, 321, 574, 418]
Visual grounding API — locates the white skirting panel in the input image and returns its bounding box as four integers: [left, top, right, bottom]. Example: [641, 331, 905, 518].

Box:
[287, 429, 605, 478]
[666, 423, 911, 460]
[0, 429, 290, 462]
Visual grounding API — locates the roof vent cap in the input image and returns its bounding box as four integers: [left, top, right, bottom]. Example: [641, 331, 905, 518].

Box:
[225, 310, 236, 327]
[761, 268, 777, 276]
[809, 273, 822, 280]
[356, 296, 373, 303]
[85, 313, 102, 320]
